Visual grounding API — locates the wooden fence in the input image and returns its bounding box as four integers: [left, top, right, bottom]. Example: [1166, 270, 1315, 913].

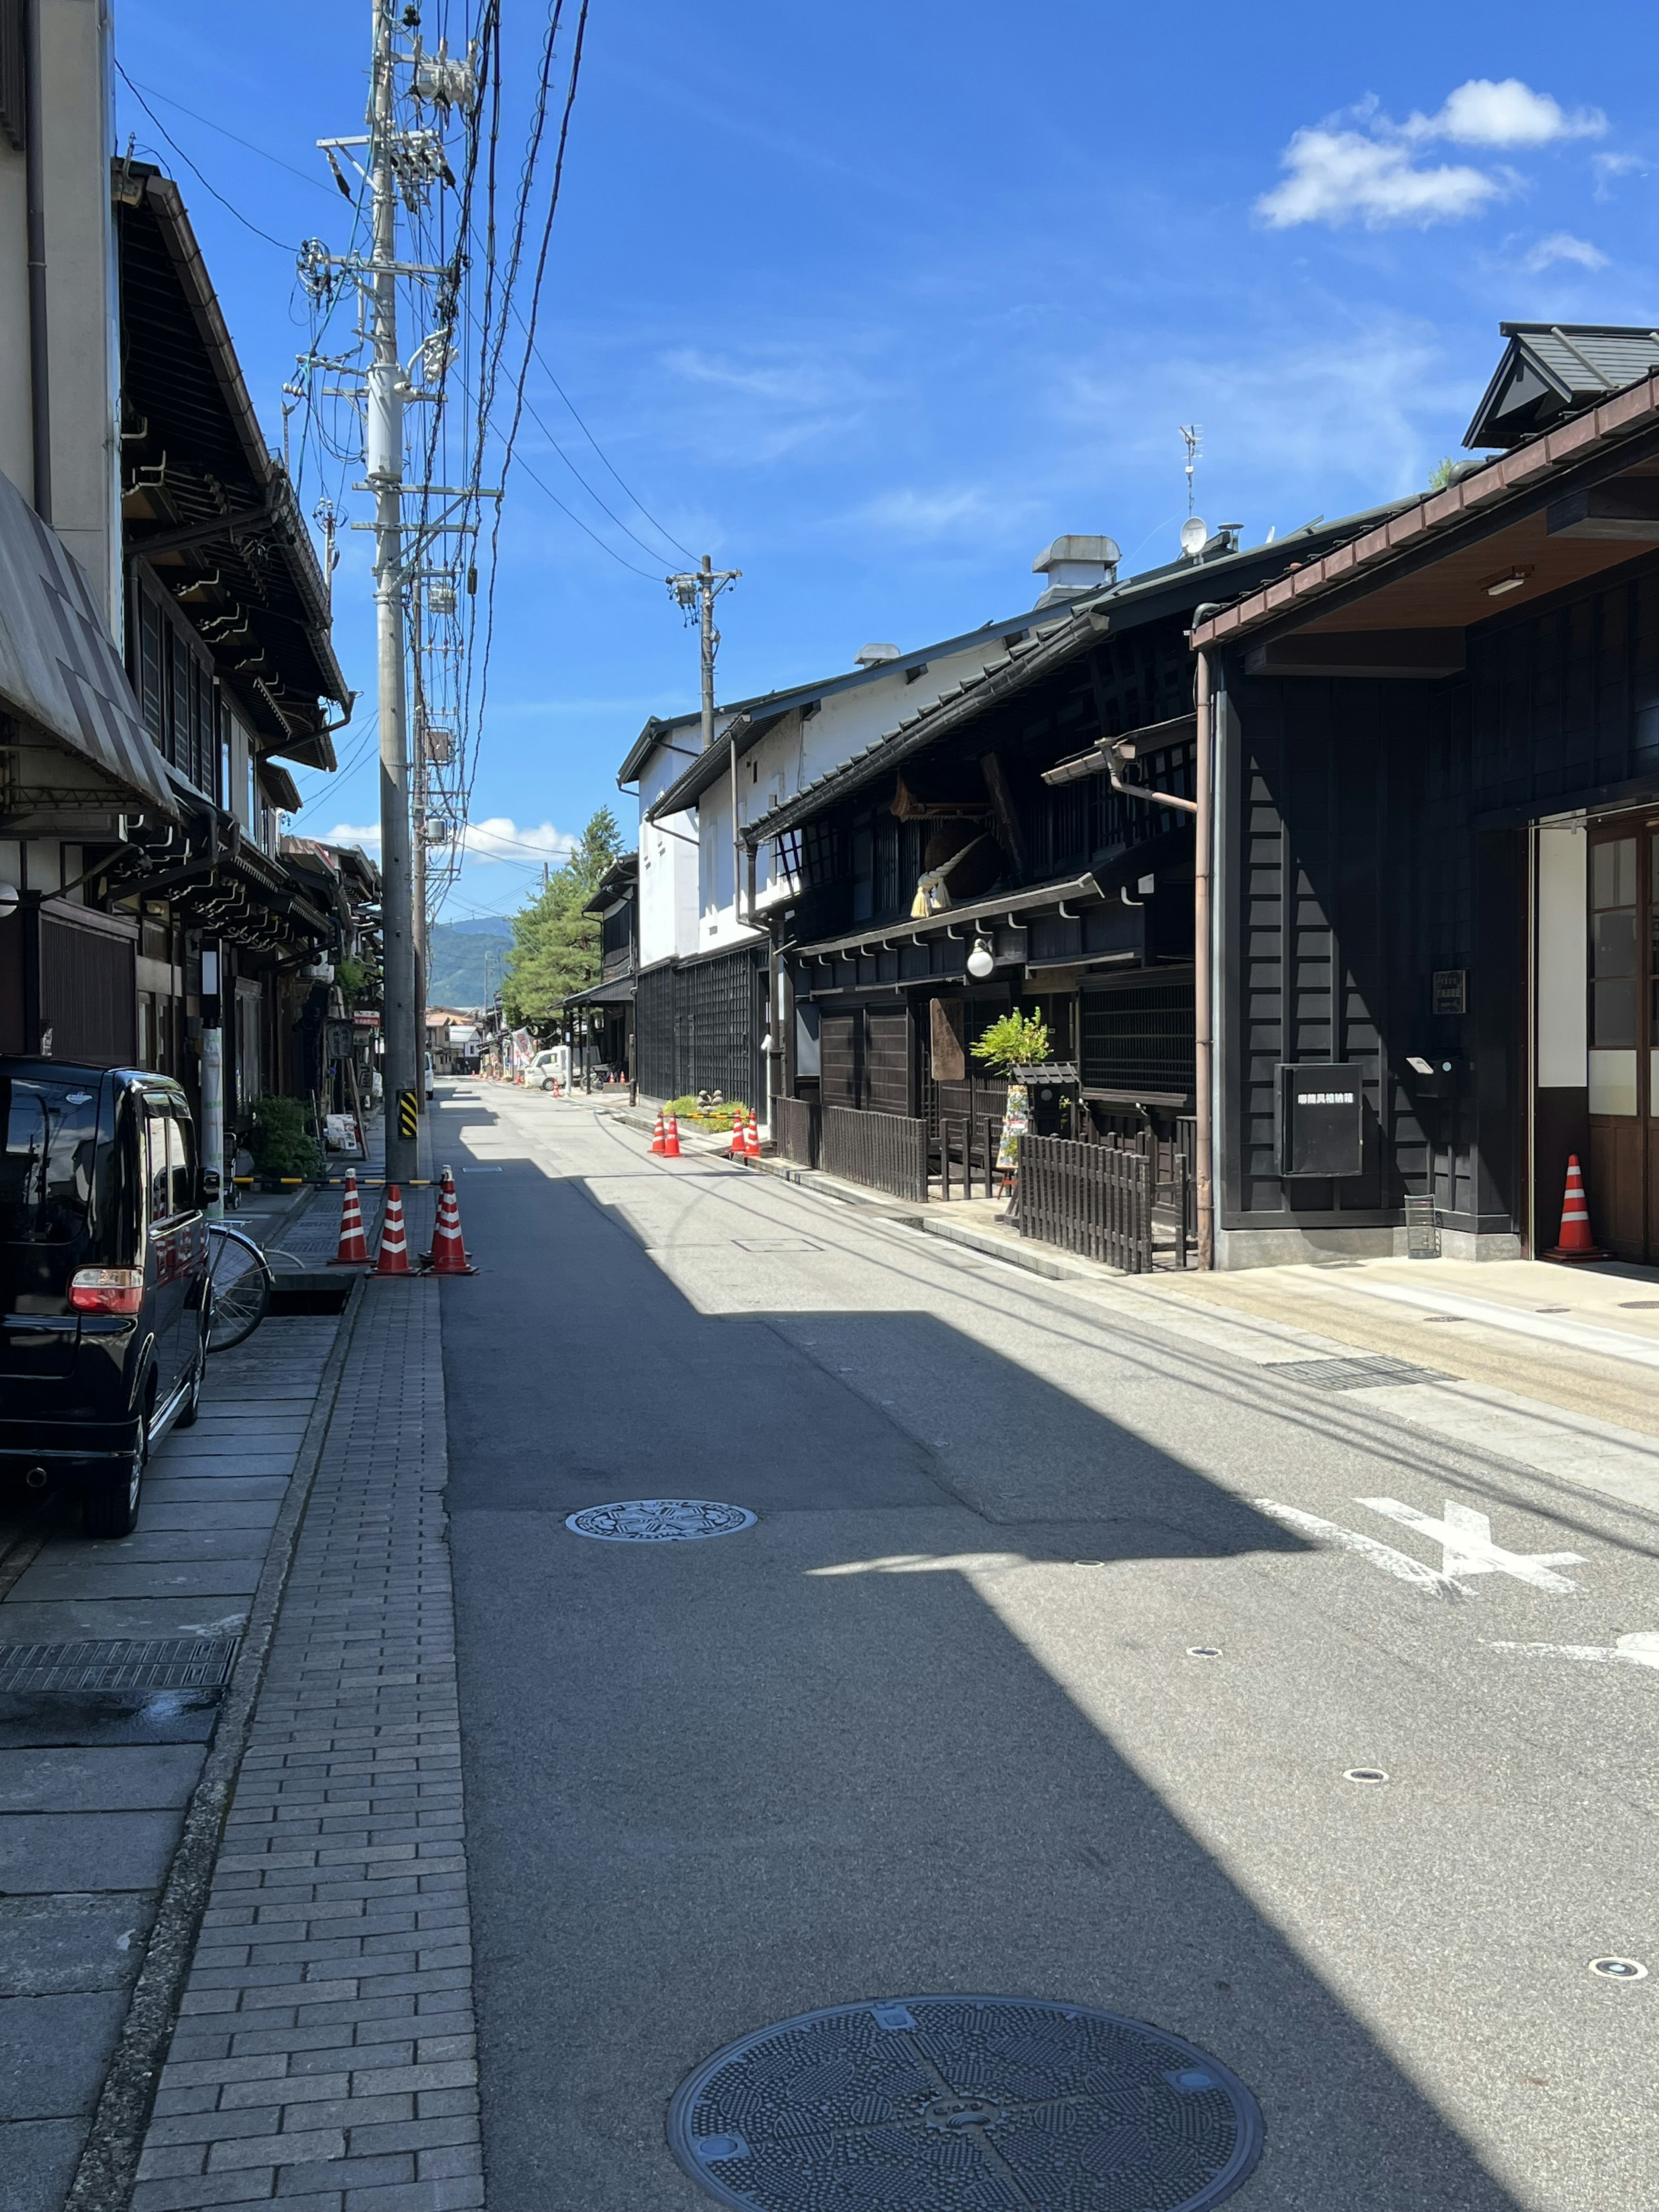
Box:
[1018, 1135, 1155, 1271]
[822, 1104, 928, 1205]
[775, 1094, 820, 1170]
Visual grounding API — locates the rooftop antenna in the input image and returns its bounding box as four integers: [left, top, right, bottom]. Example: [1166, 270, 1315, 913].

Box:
[1178, 426, 1207, 559]
[1179, 424, 1201, 516]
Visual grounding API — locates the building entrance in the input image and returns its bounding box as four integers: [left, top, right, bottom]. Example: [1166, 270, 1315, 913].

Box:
[1586, 817, 1659, 1261]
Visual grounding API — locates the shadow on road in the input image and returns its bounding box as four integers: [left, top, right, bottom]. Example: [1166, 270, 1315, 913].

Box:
[437, 1115, 1526, 2212]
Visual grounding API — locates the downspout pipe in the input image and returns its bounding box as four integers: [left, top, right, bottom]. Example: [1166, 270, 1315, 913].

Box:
[1192, 637, 1216, 1269]
[23, 0, 51, 524]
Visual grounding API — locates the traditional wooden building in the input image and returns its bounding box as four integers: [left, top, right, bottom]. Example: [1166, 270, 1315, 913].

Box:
[747, 518, 1407, 1188]
[1190, 325, 1659, 1266]
[567, 851, 637, 1083]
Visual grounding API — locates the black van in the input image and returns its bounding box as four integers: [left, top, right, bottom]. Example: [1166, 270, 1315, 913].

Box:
[0, 1059, 209, 1537]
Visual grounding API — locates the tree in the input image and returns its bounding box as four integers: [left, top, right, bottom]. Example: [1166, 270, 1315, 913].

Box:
[500, 807, 624, 1027]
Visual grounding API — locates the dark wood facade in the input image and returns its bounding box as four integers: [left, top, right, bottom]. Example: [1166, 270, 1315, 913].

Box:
[1200, 375, 1659, 1266]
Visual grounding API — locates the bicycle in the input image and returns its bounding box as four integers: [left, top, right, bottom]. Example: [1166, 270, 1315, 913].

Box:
[204, 1220, 274, 1353]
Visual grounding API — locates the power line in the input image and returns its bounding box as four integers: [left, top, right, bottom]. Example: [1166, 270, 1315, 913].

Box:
[118, 75, 340, 194]
[114, 64, 299, 252]
[505, 297, 693, 561]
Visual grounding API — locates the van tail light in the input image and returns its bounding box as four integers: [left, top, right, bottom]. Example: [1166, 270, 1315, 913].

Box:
[70, 1267, 143, 1315]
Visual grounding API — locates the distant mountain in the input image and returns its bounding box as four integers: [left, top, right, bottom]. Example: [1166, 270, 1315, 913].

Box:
[428, 917, 513, 1010]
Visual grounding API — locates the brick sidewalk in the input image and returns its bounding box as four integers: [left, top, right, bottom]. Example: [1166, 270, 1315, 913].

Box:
[131, 1281, 479, 2212]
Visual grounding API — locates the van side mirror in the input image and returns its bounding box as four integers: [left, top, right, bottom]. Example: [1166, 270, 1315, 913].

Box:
[201, 1168, 222, 1203]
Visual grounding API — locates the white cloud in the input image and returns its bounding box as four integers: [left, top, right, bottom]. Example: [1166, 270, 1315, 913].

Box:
[1258, 80, 1610, 232]
[321, 816, 573, 867]
[459, 817, 572, 864]
[1405, 79, 1605, 149]
[852, 486, 1002, 540]
[322, 821, 382, 852]
[1256, 128, 1502, 230]
[1059, 314, 1456, 515]
[1593, 150, 1646, 200]
[1522, 231, 1609, 273]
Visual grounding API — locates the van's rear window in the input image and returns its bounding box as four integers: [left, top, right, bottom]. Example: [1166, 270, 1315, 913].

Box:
[0, 1078, 102, 1243]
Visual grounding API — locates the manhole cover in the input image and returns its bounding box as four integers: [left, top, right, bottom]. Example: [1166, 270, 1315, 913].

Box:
[0, 1638, 237, 1692]
[668, 1995, 1263, 2212]
[1264, 1355, 1445, 1392]
[564, 1500, 756, 1542]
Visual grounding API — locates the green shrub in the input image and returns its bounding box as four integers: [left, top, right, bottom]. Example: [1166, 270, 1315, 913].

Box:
[663, 1093, 750, 1131]
[970, 1009, 1051, 1075]
[249, 1094, 323, 1179]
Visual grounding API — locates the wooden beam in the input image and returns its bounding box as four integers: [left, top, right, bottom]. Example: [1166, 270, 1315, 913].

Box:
[1243, 630, 1465, 680]
[977, 750, 1029, 879]
[1546, 479, 1659, 540]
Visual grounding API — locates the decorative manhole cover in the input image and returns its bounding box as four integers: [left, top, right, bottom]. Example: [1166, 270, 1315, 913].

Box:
[564, 1500, 756, 1542]
[668, 1995, 1263, 2212]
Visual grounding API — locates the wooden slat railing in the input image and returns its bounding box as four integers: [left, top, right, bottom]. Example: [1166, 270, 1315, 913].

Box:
[822, 1105, 928, 1205]
[775, 1094, 820, 1169]
[1018, 1134, 1153, 1271]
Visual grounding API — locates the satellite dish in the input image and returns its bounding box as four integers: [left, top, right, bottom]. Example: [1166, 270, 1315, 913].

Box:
[1180, 517, 1208, 559]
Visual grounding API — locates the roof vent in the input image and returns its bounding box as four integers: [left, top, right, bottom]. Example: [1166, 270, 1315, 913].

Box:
[855, 642, 901, 668]
[1032, 534, 1121, 609]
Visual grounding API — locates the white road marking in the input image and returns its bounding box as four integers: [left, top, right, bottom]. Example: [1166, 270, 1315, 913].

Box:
[1253, 1499, 1472, 1599]
[808, 1553, 1029, 1577]
[1357, 1497, 1583, 1592]
[1491, 1631, 1659, 1671]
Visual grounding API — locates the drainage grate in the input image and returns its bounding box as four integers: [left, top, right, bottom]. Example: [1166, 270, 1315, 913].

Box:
[564, 1500, 756, 1543]
[0, 1638, 238, 1693]
[1264, 1355, 1446, 1392]
[668, 1996, 1263, 2212]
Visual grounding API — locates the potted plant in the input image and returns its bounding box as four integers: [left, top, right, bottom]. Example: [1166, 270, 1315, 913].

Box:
[970, 1009, 1050, 1199]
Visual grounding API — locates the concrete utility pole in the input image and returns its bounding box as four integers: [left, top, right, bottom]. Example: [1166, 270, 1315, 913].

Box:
[667, 554, 741, 913]
[367, 0, 417, 1184]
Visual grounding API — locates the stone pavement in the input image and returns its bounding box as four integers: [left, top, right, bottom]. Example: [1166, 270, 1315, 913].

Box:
[0, 1307, 346, 2212]
[129, 1277, 479, 2212]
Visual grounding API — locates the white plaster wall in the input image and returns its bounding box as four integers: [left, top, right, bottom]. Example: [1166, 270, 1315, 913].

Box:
[1536, 820, 1587, 1089]
[635, 736, 702, 966]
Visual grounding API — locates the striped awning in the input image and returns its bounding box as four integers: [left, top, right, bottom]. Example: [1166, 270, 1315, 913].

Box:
[0, 468, 179, 817]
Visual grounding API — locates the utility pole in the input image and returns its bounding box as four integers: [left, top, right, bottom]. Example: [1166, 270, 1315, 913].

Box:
[365, 0, 417, 1184]
[667, 554, 741, 915]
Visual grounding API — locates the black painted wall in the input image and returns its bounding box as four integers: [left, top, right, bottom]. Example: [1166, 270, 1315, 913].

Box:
[1218, 552, 1659, 1245]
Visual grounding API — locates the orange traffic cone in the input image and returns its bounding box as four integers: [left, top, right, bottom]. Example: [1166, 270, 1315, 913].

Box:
[329, 1170, 369, 1266]
[1545, 1153, 1605, 1262]
[728, 1109, 746, 1159]
[425, 1166, 477, 1275]
[650, 1110, 667, 1155]
[744, 1109, 762, 1160]
[374, 1184, 413, 1275]
[663, 1113, 682, 1159]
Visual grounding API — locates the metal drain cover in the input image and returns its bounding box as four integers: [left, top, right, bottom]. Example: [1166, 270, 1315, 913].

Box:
[0, 1638, 237, 1693]
[564, 1499, 756, 1542]
[1264, 1355, 1445, 1392]
[668, 1995, 1262, 2212]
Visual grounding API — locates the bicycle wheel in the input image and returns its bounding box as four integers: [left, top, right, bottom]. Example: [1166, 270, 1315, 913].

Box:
[205, 1222, 273, 1353]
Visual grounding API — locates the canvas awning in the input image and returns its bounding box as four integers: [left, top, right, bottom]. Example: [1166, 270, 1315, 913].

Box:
[0, 467, 179, 817]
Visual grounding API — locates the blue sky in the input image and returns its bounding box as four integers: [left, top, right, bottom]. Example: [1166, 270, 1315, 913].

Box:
[113, 1, 1657, 918]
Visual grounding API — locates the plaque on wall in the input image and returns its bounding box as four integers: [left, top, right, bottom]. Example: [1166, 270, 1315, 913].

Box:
[1431, 969, 1467, 1015]
[930, 997, 965, 1081]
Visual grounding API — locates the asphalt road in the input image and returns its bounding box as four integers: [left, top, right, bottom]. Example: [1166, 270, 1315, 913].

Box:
[435, 1083, 1658, 2212]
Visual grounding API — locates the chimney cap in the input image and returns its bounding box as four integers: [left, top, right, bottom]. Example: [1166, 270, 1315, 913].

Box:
[1032, 534, 1122, 575]
[855, 642, 901, 668]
